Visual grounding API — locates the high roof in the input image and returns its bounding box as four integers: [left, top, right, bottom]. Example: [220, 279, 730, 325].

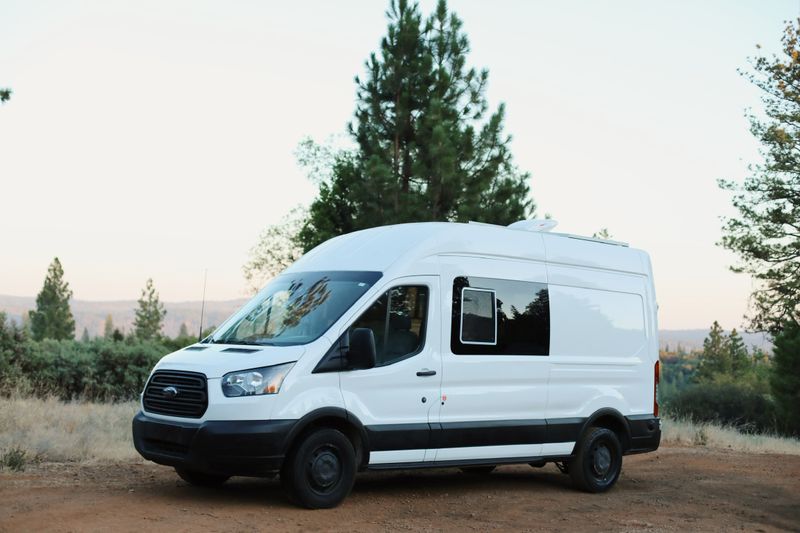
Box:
[286, 222, 649, 277]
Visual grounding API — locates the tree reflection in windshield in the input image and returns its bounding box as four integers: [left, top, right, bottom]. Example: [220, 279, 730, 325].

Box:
[213, 271, 381, 346]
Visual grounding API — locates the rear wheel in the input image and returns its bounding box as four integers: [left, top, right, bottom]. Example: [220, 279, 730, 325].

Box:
[175, 467, 229, 487]
[569, 427, 622, 493]
[459, 465, 496, 475]
[281, 428, 356, 509]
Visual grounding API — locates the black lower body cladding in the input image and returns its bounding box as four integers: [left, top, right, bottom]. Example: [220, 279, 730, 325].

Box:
[132, 410, 661, 476]
[132, 411, 295, 476]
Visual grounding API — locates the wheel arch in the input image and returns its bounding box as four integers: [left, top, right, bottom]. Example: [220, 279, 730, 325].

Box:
[578, 408, 632, 452]
[281, 407, 371, 469]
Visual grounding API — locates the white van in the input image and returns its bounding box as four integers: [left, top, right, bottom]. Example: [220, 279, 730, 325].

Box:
[133, 221, 661, 508]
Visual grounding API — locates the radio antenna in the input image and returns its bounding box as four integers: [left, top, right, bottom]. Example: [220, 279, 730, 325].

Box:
[198, 269, 207, 342]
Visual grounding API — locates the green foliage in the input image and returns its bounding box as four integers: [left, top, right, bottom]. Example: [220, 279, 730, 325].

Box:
[0, 338, 166, 401]
[660, 321, 794, 436]
[658, 347, 699, 400]
[0, 311, 173, 400]
[770, 320, 800, 435]
[0, 312, 28, 384]
[0, 88, 10, 104]
[666, 382, 778, 434]
[243, 206, 306, 292]
[694, 322, 757, 383]
[1, 447, 27, 472]
[133, 278, 166, 340]
[297, 0, 533, 252]
[29, 258, 75, 341]
[720, 20, 800, 334]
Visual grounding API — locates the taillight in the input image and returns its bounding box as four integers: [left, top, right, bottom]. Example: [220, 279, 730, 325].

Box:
[654, 360, 660, 417]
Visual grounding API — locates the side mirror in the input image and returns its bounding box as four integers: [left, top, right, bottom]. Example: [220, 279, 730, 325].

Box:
[347, 328, 376, 370]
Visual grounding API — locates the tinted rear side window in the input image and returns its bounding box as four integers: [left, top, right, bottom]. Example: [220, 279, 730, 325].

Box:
[451, 276, 549, 356]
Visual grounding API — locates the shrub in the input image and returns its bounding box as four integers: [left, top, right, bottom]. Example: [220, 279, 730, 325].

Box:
[1, 447, 27, 472]
[0, 337, 170, 401]
[665, 381, 779, 434]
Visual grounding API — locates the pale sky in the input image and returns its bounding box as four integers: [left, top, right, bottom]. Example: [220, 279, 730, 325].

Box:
[0, 0, 795, 330]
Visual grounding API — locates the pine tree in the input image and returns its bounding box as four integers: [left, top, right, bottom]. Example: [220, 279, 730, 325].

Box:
[133, 278, 166, 340]
[726, 328, 752, 377]
[80, 327, 90, 342]
[103, 314, 114, 339]
[178, 323, 189, 339]
[297, 0, 533, 251]
[29, 257, 75, 341]
[695, 321, 729, 382]
[720, 20, 800, 334]
[770, 320, 800, 435]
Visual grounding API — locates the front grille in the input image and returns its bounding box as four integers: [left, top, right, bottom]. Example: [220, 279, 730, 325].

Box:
[143, 370, 208, 418]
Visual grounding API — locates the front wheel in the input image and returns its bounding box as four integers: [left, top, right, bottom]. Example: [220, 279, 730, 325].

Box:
[569, 427, 622, 493]
[281, 428, 356, 509]
[175, 467, 229, 487]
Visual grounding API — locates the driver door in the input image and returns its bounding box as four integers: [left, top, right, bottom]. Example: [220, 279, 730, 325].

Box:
[339, 276, 441, 465]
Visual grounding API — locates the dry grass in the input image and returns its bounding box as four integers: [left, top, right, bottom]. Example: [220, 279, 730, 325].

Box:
[661, 417, 800, 455]
[2, 396, 800, 467]
[0, 395, 140, 464]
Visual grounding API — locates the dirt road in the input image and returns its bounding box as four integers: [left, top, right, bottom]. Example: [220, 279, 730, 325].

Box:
[1, 446, 798, 532]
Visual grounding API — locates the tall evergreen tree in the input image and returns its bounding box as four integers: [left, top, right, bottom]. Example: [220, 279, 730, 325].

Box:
[770, 320, 800, 435]
[720, 20, 800, 334]
[726, 328, 752, 377]
[178, 323, 189, 339]
[133, 278, 166, 340]
[80, 327, 90, 342]
[695, 321, 731, 382]
[103, 314, 114, 339]
[297, 0, 533, 251]
[29, 257, 75, 341]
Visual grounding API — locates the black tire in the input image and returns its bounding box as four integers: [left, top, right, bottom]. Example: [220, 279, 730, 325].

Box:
[281, 428, 356, 509]
[569, 427, 622, 493]
[175, 467, 229, 487]
[459, 465, 496, 475]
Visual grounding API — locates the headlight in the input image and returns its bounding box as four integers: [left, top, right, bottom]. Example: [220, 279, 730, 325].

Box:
[221, 362, 295, 397]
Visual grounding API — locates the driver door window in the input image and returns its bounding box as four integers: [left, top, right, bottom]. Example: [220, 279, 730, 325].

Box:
[349, 285, 429, 366]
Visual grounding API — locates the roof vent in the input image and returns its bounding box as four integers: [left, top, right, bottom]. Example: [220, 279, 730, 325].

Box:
[508, 219, 558, 232]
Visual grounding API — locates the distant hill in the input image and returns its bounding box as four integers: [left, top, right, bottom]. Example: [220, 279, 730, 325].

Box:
[0, 294, 248, 338]
[659, 329, 772, 352]
[0, 294, 775, 350]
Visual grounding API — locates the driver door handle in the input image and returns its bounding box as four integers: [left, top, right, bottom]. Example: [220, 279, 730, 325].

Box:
[416, 369, 437, 377]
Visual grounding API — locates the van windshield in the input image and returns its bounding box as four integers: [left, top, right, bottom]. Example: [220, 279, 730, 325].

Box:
[211, 271, 382, 347]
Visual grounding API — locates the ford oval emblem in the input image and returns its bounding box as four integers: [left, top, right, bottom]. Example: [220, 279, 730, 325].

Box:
[162, 386, 178, 398]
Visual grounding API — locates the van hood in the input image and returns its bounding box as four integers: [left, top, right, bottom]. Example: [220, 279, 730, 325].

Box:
[154, 344, 305, 379]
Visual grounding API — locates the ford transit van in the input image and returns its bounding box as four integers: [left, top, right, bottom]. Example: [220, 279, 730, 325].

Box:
[132, 220, 661, 508]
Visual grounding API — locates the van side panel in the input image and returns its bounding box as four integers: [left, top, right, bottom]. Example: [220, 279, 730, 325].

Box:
[436, 255, 551, 461]
[546, 264, 653, 421]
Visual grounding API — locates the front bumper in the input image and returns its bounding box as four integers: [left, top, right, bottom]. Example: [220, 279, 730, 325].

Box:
[132, 411, 296, 476]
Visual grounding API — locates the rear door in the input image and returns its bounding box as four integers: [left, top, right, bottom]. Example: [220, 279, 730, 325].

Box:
[338, 276, 441, 465]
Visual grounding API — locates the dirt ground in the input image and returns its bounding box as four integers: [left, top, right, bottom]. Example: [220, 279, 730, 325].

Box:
[1, 446, 798, 532]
